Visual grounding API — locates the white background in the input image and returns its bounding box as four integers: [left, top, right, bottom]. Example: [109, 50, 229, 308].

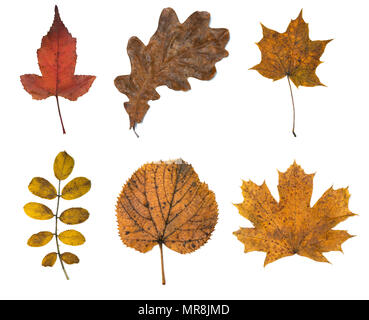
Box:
[0, 0, 367, 299]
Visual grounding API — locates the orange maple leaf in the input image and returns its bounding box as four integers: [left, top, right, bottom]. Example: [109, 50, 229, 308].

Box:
[20, 6, 96, 134]
[251, 10, 331, 137]
[234, 162, 355, 266]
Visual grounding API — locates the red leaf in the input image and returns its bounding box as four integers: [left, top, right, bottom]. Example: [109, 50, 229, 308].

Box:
[20, 6, 96, 134]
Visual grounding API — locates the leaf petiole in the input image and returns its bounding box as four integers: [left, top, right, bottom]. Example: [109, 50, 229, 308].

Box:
[132, 126, 139, 138]
[159, 242, 166, 285]
[55, 95, 66, 135]
[287, 76, 297, 137]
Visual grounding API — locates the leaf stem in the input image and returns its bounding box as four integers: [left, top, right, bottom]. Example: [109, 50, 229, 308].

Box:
[159, 242, 166, 285]
[55, 95, 66, 135]
[287, 76, 297, 137]
[55, 179, 69, 280]
[132, 126, 139, 138]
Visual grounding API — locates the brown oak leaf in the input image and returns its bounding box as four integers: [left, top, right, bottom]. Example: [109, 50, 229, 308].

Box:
[251, 10, 331, 136]
[234, 162, 355, 266]
[116, 159, 218, 285]
[114, 7, 229, 136]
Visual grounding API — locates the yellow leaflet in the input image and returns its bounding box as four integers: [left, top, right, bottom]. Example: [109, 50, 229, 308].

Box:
[27, 231, 54, 247]
[61, 252, 79, 264]
[62, 177, 91, 200]
[28, 178, 57, 199]
[59, 208, 89, 225]
[54, 151, 75, 180]
[24, 202, 54, 220]
[59, 230, 86, 246]
[42, 252, 57, 267]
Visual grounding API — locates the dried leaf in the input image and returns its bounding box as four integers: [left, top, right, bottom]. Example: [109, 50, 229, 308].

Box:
[58, 230, 86, 246]
[24, 202, 54, 220]
[27, 231, 54, 247]
[114, 7, 229, 135]
[42, 252, 57, 267]
[62, 177, 91, 200]
[61, 252, 79, 265]
[251, 10, 331, 136]
[59, 208, 89, 225]
[116, 159, 218, 284]
[233, 162, 355, 266]
[20, 6, 96, 134]
[54, 151, 74, 180]
[26, 151, 90, 279]
[28, 177, 57, 199]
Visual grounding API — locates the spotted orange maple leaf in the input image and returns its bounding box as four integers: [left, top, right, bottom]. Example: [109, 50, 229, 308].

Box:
[234, 162, 355, 266]
[251, 10, 331, 136]
[20, 6, 96, 134]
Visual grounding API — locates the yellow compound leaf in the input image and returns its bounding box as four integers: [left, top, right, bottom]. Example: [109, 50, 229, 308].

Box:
[116, 159, 218, 284]
[24, 202, 54, 220]
[58, 230, 86, 246]
[61, 252, 80, 264]
[61, 177, 91, 200]
[27, 231, 54, 247]
[28, 177, 57, 199]
[25, 151, 91, 280]
[42, 252, 57, 267]
[54, 151, 75, 180]
[59, 208, 89, 225]
[233, 162, 355, 266]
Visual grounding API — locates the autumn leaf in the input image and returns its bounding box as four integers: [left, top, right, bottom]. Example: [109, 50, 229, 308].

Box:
[25, 151, 90, 279]
[114, 7, 229, 137]
[60, 208, 89, 225]
[42, 252, 57, 267]
[251, 10, 331, 137]
[27, 231, 54, 247]
[234, 162, 355, 266]
[24, 202, 54, 220]
[20, 6, 96, 134]
[61, 177, 91, 200]
[61, 252, 80, 265]
[58, 230, 86, 246]
[116, 159, 218, 285]
[28, 178, 57, 199]
[54, 151, 75, 180]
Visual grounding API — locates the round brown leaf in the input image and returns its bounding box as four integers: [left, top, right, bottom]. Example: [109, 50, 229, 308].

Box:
[42, 252, 57, 267]
[28, 177, 57, 199]
[27, 231, 54, 247]
[116, 159, 218, 254]
[61, 177, 91, 200]
[61, 252, 79, 264]
[24, 202, 54, 220]
[54, 151, 74, 180]
[59, 208, 89, 225]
